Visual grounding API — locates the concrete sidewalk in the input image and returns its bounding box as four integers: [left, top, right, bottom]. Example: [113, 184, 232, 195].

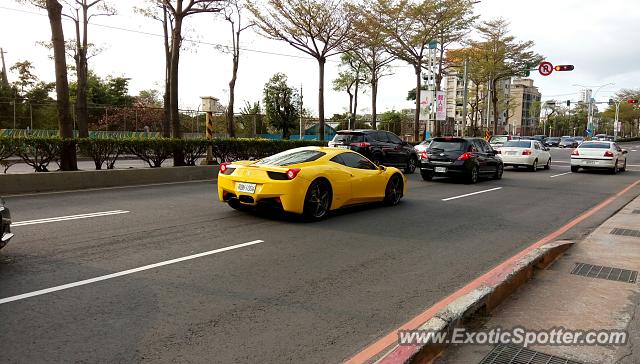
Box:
[438, 196, 640, 363]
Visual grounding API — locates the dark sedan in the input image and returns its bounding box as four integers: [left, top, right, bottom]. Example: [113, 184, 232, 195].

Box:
[559, 136, 578, 148]
[1, 198, 13, 250]
[545, 137, 560, 147]
[419, 137, 503, 184]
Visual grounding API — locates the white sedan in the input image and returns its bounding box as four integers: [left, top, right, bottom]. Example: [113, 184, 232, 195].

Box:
[497, 140, 551, 171]
[570, 141, 628, 174]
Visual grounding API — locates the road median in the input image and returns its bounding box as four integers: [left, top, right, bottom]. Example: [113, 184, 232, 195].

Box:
[1, 165, 218, 195]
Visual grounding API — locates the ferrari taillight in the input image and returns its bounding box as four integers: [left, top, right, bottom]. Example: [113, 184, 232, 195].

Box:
[286, 168, 301, 179]
[220, 162, 230, 173]
[604, 150, 614, 157]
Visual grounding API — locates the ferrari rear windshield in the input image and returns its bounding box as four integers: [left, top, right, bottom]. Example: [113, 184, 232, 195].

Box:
[255, 150, 326, 166]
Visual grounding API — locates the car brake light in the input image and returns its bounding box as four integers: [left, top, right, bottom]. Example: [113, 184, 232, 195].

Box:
[571, 149, 579, 156]
[458, 152, 472, 161]
[604, 150, 614, 157]
[286, 168, 301, 179]
[220, 162, 230, 173]
[350, 142, 370, 147]
[420, 151, 428, 160]
[522, 150, 532, 155]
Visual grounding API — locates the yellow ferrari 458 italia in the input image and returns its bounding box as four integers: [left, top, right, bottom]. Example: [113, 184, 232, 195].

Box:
[217, 146, 406, 220]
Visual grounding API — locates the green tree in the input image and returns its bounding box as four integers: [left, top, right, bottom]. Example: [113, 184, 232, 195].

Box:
[471, 18, 543, 135]
[249, 0, 355, 141]
[332, 53, 368, 123]
[348, 0, 395, 129]
[263, 73, 300, 139]
[369, 0, 440, 140]
[10, 61, 38, 97]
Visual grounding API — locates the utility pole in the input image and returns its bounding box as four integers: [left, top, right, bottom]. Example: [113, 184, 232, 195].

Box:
[299, 84, 303, 140]
[461, 57, 469, 137]
[0, 48, 8, 86]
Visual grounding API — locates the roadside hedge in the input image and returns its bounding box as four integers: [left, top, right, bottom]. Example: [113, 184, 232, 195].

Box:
[0, 137, 327, 172]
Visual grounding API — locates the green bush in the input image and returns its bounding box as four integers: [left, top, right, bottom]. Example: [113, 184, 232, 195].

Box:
[78, 138, 122, 170]
[122, 138, 174, 168]
[13, 136, 63, 172]
[177, 139, 210, 166]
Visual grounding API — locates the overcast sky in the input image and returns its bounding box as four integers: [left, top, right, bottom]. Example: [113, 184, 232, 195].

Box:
[1, 0, 639, 116]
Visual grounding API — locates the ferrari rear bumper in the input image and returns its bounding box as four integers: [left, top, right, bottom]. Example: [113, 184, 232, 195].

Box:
[218, 176, 310, 214]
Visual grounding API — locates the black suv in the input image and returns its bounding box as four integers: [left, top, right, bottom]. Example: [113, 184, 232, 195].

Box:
[328, 130, 419, 173]
[419, 137, 503, 183]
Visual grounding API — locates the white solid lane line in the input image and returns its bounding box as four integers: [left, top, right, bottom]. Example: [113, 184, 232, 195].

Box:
[550, 172, 572, 178]
[0, 240, 265, 305]
[12, 210, 130, 227]
[442, 187, 502, 201]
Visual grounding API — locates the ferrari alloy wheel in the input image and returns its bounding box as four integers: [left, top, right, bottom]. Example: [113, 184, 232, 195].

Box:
[303, 180, 331, 221]
[405, 156, 417, 174]
[384, 174, 403, 206]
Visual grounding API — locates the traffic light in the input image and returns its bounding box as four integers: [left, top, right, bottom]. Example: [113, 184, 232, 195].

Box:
[566, 100, 571, 107]
[554, 65, 574, 71]
[628, 99, 639, 104]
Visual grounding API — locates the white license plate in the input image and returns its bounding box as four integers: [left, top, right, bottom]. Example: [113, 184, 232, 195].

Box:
[506, 151, 518, 155]
[236, 182, 256, 193]
[336, 145, 349, 149]
[584, 160, 596, 165]
[435, 167, 447, 173]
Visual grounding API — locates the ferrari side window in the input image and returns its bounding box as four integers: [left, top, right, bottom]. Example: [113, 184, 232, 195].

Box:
[339, 152, 377, 170]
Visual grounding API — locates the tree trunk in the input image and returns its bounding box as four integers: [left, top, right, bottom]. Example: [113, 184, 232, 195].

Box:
[353, 80, 359, 124]
[348, 91, 353, 117]
[371, 78, 378, 130]
[227, 55, 238, 137]
[162, 6, 171, 137]
[318, 57, 326, 141]
[492, 79, 499, 135]
[414, 66, 421, 141]
[75, 51, 89, 137]
[47, 0, 77, 170]
[170, 16, 185, 166]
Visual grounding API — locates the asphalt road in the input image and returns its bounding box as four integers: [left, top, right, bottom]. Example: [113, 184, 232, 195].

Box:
[1, 144, 640, 363]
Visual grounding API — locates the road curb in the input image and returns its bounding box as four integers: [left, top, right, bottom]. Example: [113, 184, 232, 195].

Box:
[377, 240, 574, 364]
[0, 165, 219, 194]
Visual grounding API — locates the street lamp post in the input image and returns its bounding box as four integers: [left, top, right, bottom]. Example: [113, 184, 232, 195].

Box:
[613, 99, 623, 140]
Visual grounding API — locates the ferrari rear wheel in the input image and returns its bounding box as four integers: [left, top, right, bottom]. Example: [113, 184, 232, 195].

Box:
[303, 179, 332, 221]
[384, 174, 403, 206]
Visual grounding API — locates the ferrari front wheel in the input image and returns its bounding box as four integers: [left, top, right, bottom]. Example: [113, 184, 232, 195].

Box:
[303, 179, 332, 221]
[384, 174, 403, 206]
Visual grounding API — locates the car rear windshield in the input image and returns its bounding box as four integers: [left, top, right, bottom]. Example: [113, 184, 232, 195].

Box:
[429, 140, 466, 152]
[503, 141, 532, 148]
[255, 150, 326, 166]
[561, 137, 574, 141]
[332, 133, 365, 143]
[490, 136, 508, 143]
[579, 142, 610, 149]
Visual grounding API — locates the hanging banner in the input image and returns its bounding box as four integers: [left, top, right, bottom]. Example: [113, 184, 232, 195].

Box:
[435, 91, 446, 121]
[419, 91, 431, 121]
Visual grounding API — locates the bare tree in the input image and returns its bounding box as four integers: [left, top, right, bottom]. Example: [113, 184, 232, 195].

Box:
[248, 0, 355, 141]
[135, 1, 173, 137]
[156, 0, 225, 165]
[220, 0, 253, 138]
